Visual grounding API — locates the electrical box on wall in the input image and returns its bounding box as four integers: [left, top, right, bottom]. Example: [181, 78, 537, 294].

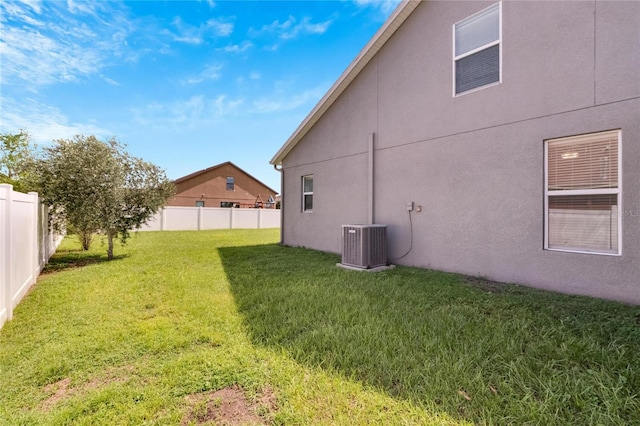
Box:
[407, 201, 414, 211]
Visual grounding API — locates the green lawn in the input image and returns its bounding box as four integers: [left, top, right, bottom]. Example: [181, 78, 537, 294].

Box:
[1, 230, 638, 425]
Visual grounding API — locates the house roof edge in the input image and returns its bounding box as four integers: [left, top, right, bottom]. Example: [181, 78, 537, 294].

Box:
[269, 0, 422, 166]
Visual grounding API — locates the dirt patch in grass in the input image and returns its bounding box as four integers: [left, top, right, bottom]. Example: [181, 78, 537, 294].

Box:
[39, 366, 134, 411]
[182, 385, 276, 425]
[463, 276, 512, 293]
[41, 378, 72, 411]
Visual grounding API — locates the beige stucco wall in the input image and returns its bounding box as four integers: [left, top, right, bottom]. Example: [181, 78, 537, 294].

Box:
[281, 0, 640, 304]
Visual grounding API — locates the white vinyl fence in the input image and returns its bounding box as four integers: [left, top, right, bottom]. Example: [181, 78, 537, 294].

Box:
[138, 206, 280, 231]
[1, 184, 63, 330]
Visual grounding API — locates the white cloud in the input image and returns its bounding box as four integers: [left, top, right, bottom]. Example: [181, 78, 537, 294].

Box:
[283, 17, 332, 39]
[66, 0, 100, 16]
[218, 41, 253, 53]
[164, 16, 233, 45]
[236, 73, 260, 85]
[206, 18, 233, 36]
[0, 97, 111, 144]
[259, 16, 294, 34]
[15, 0, 41, 14]
[354, 0, 402, 14]
[0, 1, 135, 86]
[131, 95, 245, 130]
[134, 83, 327, 124]
[252, 85, 327, 114]
[212, 95, 244, 117]
[251, 16, 332, 40]
[198, 0, 216, 9]
[0, 26, 103, 85]
[171, 34, 202, 45]
[102, 75, 120, 86]
[180, 64, 223, 85]
[0, 1, 42, 25]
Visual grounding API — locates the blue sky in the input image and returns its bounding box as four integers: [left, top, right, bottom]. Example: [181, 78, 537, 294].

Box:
[0, 0, 400, 191]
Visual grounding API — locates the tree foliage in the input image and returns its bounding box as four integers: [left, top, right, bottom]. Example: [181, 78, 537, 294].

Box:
[32, 135, 175, 259]
[0, 130, 36, 193]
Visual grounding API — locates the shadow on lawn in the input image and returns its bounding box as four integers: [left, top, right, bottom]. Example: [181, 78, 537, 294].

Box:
[219, 243, 640, 425]
[43, 251, 127, 274]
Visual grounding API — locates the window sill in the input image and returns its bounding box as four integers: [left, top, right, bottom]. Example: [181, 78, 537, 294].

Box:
[545, 247, 621, 257]
[454, 81, 501, 98]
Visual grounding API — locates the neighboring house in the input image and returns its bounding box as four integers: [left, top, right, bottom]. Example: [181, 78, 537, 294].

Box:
[271, 1, 640, 304]
[169, 161, 278, 209]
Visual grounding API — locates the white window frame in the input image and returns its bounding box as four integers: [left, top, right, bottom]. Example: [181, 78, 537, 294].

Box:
[544, 130, 622, 256]
[302, 175, 313, 213]
[453, 2, 502, 97]
[226, 176, 234, 191]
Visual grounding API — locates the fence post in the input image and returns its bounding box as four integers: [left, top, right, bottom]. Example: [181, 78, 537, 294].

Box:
[229, 208, 234, 229]
[258, 208, 262, 229]
[160, 208, 166, 231]
[43, 204, 52, 262]
[197, 206, 203, 231]
[38, 202, 44, 265]
[28, 192, 39, 282]
[40, 203, 47, 268]
[2, 184, 13, 321]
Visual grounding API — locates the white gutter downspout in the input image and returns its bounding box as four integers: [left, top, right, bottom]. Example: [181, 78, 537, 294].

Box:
[273, 164, 284, 244]
[368, 132, 375, 225]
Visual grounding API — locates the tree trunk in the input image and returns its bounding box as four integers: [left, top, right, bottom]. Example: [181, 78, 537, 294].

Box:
[80, 231, 92, 250]
[107, 231, 114, 260]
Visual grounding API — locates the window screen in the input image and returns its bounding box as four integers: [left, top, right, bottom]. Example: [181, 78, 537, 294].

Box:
[454, 3, 500, 94]
[302, 175, 313, 212]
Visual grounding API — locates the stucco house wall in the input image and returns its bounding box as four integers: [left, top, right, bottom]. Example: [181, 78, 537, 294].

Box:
[275, 0, 640, 304]
[169, 162, 278, 208]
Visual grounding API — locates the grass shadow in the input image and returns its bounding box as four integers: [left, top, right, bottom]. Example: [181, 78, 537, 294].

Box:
[219, 243, 640, 425]
[43, 252, 128, 274]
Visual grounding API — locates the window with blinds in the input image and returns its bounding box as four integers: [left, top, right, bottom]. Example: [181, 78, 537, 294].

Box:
[454, 2, 501, 95]
[545, 130, 621, 255]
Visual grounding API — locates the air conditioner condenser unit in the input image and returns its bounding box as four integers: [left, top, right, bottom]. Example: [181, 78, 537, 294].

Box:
[341, 224, 387, 269]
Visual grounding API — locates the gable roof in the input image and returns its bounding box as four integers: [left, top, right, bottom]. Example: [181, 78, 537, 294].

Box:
[270, 0, 421, 166]
[174, 161, 278, 194]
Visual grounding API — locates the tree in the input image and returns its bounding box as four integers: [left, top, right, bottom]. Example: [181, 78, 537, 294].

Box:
[0, 130, 36, 193]
[32, 135, 175, 259]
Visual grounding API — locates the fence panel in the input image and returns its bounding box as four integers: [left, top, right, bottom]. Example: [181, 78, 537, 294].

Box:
[138, 210, 162, 231]
[232, 209, 259, 229]
[259, 209, 281, 228]
[1, 184, 61, 330]
[201, 208, 233, 230]
[9, 191, 37, 315]
[0, 185, 8, 327]
[138, 206, 280, 231]
[165, 207, 199, 231]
